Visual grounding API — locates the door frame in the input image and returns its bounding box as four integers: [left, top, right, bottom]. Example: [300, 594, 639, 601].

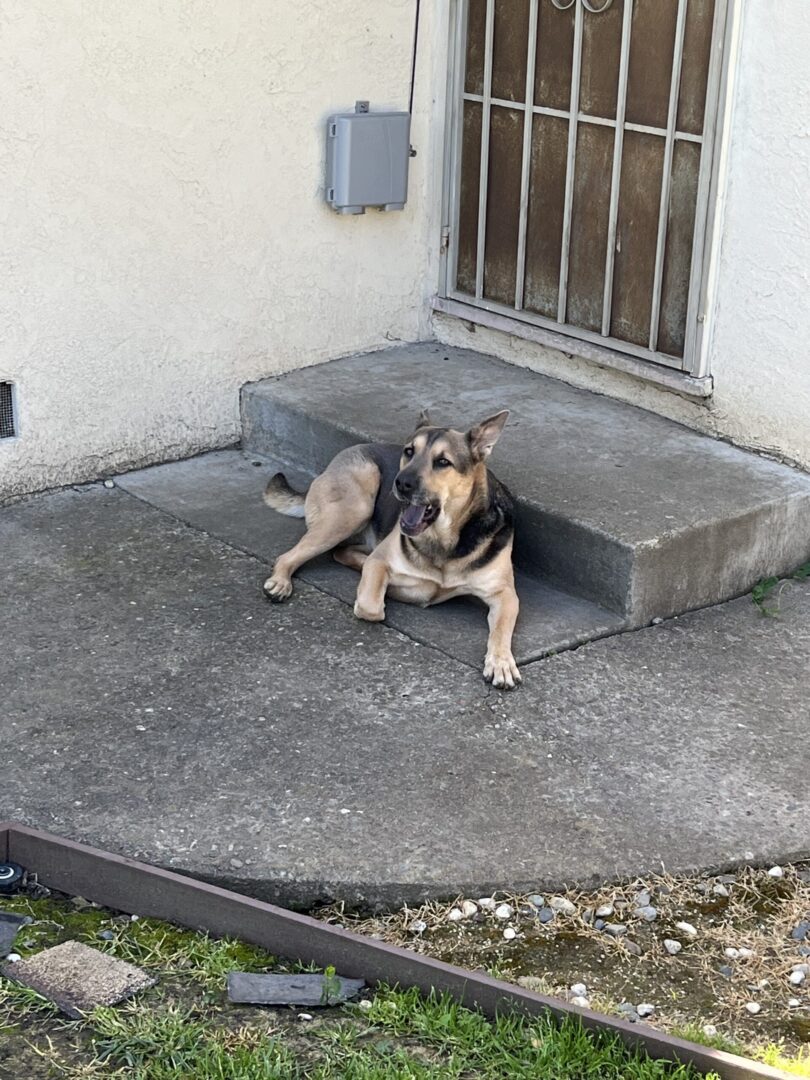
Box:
[437, 0, 741, 390]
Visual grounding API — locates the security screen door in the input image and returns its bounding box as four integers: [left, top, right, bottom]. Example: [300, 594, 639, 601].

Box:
[444, 0, 727, 374]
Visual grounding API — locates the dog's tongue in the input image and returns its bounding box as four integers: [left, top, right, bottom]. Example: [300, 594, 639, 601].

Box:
[401, 504, 428, 534]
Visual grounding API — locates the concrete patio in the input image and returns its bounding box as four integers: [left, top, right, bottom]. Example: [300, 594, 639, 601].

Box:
[1, 454, 808, 910]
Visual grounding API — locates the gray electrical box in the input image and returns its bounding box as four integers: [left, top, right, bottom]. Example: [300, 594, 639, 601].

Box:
[326, 103, 411, 215]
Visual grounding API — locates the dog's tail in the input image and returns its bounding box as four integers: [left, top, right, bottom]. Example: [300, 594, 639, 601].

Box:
[263, 473, 307, 518]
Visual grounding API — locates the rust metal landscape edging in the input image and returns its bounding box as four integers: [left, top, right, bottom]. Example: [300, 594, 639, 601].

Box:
[0, 823, 788, 1080]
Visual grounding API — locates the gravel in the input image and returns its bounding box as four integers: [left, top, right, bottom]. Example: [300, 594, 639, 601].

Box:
[663, 939, 682, 955]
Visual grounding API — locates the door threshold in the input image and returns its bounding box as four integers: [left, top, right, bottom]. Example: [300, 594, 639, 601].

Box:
[431, 295, 714, 400]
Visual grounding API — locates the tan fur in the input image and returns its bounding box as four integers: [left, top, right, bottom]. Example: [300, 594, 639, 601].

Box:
[263, 415, 521, 688]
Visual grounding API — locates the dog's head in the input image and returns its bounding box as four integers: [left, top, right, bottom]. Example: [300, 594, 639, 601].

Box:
[394, 409, 509, 537]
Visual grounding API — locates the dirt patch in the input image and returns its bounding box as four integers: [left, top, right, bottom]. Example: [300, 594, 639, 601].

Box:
[319, 861, 810, 1062]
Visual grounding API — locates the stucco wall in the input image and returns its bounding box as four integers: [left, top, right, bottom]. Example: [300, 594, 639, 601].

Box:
[435, 0, 810, 472]
[0, 0, 444, 499]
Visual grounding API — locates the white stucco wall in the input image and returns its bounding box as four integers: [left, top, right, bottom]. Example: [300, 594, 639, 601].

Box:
[435, 0, 810, 472]
[0, 0, 444, 499]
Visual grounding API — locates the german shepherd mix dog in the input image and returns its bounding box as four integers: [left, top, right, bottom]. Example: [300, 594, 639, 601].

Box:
[262, 410, 521, 689]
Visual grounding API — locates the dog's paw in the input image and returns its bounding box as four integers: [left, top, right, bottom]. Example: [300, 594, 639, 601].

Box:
[483, 653, 522, 690]
[353, 600, 385, 622]
[263, 576, 293, 603]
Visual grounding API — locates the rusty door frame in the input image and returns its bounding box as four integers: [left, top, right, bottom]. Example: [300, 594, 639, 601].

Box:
[437, 0, 739, 388]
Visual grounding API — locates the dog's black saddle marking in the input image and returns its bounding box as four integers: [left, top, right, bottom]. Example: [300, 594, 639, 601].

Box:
[363, 443, 405, 542]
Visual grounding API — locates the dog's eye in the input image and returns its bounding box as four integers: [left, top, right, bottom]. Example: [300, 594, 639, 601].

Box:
[434, 457, 453, 470]
[403, 446, 414, 459]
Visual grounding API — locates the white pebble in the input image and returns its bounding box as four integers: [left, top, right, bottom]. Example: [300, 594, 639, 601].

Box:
[664, 939, 682, 956]
[130, 914, 140, 922]
[6, 953, 20, 963]
[503, 927, 517, 941]
[358, 999, 372, 1012]
[791, 963, 809, 975]
[409, 919, 427, 934]
[703, 1024, 718, 1038]
[724, 948, 740, 959]
[570, 996, 590, 1008]
[789, 970, 806, 986]
[636, 1003, 656, 1018]
[495, 903, 514, 920]
[744, 1002, 761, 1016]
[103, 479, 115, 489]
[738, 947, 755, 959]
[788, 998, 801, 1009]
[595, 903, 614, 918]
[767, 865, 784, 878]
[570, 983, 588, 997]
[298, 1012, 314, 1022]
[713, 883, 730, 898]
[478, 897, 496, 911]
[675, 921, 698, 939]
[447, 908, 464, 922]
[549, 896, 576, 916]
[461, 900, 478, 918]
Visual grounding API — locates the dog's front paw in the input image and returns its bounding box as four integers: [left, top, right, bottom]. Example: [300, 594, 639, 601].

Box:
[483, 652, 522, 690]
[263, 576, 293, 603]
[353, 600, 385, 622]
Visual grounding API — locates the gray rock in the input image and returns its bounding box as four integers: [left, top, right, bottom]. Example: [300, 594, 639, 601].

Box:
[595, 903, 614, 918]
[538, 908, 555, 924]
[549, 896, 576, 916]
[617, 1003, 640, 1023]
[635, 891, 652, 908]
[594, 919, 606, 931]
[581, 908, 595, 924]
[634, 905, 658, 922]
[96, 930, 115, 942]
[605, 923, 627, 937]
[663, 939, 682, 955]
[718, 965, 734, 978]
[798, 944, 810, 957]
[527, 895, 545, 909]
[712, 884, 730, 898]
[623, 940, 642, 957]
[228, 972, 365, 1007]
[791, 921, 810, 941]
[636, 1003, 656, 1018]
[0, 912, 26, 959]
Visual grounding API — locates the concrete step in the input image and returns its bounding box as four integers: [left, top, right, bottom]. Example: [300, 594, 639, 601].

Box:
[242, 343, 810, 626]
[118, 450, 625, 668]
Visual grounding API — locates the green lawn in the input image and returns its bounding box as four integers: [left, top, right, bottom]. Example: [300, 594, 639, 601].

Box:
[0, 895, 722, 1079]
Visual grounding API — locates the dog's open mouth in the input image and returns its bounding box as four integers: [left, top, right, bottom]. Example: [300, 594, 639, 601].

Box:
[399, 503, 439, 537]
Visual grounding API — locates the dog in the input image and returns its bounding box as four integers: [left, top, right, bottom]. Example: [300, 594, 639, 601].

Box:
[262, 410, 521, 689]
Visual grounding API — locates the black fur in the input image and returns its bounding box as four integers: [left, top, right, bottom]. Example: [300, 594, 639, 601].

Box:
[453, 472, 514, 566]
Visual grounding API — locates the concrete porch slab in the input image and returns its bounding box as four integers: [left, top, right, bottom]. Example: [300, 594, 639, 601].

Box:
[117, 450, 625, 668]
[241, 343, 810, 626]
[1, 481, 809, 908]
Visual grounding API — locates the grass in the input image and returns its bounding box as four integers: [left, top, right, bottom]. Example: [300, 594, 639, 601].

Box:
[0, 894, 722, 1079]
[66, 987, 717, 1080]
[752, 559, 810, 616]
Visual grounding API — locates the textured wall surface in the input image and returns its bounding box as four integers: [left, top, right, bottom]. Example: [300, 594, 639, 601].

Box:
[0, 0, 442, 498]
[437, 1, 810, 472]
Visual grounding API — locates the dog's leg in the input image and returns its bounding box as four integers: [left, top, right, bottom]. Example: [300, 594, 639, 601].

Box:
[333, 546, 369, 572]
[353, 554, 390, 622]
[483, 587, 521, 689]
[264, 469, 376, 602]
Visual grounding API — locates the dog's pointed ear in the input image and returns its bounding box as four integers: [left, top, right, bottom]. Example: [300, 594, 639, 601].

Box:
[468, 410, 509, 461]
[416, 408, 432, 430]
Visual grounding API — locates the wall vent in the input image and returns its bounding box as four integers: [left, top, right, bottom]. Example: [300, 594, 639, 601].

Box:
[0, 382, 16, 439]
